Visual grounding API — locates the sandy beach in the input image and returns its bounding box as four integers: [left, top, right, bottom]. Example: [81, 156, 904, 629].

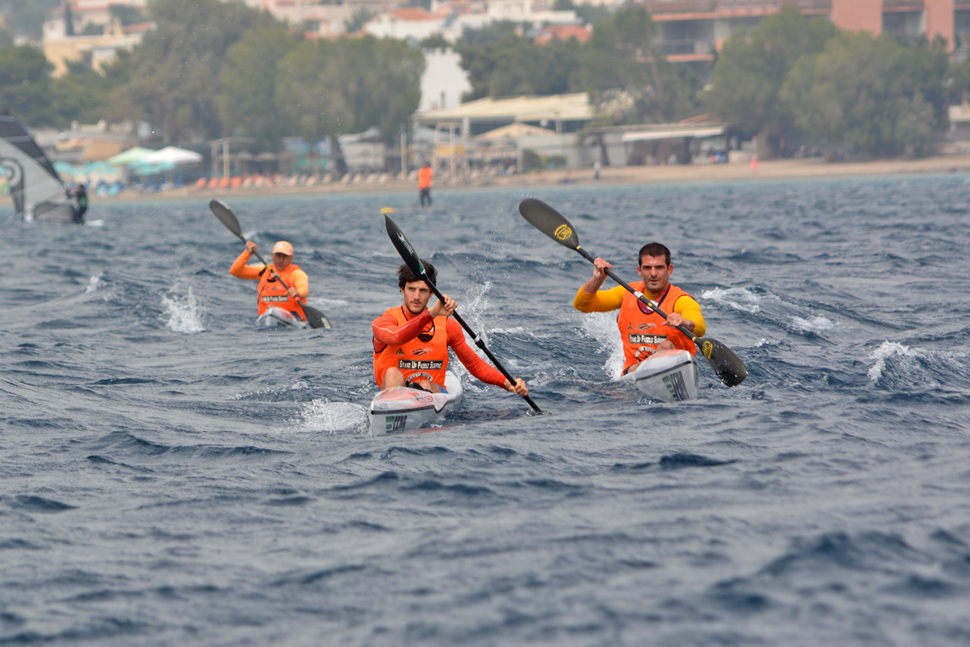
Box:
[6, 154, 970, 207]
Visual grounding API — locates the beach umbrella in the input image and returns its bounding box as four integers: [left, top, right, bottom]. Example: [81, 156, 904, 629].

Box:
[107, 146, 156, 166]
[141, 146, 203, 165]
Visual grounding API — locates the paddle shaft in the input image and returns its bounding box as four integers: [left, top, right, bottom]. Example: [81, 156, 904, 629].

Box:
[574, 247, 701, 343]
[421, 272, 542, 414]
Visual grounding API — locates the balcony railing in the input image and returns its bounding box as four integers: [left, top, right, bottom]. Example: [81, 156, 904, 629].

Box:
[661, 38, 713, 55]
[882, 0, 924, 9]
[641, 0, 832, 15]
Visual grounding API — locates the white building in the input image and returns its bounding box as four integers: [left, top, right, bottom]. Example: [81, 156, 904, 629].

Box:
[419, 47, 473, 113]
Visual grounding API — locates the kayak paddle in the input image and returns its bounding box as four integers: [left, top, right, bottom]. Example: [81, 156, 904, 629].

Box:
[518, 197, 747, 387]
[383, 212, 542, 413]
[209, 199, 332, 330]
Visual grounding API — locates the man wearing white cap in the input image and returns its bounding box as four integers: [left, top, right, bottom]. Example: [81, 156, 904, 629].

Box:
[229, 240, 309, 321]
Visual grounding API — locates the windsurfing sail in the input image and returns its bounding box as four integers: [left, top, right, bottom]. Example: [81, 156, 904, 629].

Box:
[0, 115, 79, 223]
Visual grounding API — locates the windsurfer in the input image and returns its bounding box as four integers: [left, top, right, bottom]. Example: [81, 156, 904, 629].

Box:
[71, 184, 87, 224]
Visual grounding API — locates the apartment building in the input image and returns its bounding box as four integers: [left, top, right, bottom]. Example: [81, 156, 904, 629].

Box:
[640, 0, 969, 68]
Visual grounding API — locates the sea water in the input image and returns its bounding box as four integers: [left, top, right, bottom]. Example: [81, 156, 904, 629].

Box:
[2, 176, 970, 646]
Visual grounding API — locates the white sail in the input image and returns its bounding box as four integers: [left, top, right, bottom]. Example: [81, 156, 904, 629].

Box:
[0, 115, 78, 223]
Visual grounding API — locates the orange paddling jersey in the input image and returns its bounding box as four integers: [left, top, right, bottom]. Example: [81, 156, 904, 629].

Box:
[230, 250, 308, 318]
[418, 166, 433, 189]
[575, 283, 705, 372]
[373, 306, 506, 388]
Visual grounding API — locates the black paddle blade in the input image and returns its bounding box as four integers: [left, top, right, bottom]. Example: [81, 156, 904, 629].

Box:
[209, 199, 244, 239]
[518, 198, 581, 251]
[384, 214, 426, 278]
[305, 305, 332, 330]
[697, 337, 747, 386]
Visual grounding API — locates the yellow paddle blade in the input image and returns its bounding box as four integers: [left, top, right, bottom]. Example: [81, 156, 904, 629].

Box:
[380, 207, 396, 214]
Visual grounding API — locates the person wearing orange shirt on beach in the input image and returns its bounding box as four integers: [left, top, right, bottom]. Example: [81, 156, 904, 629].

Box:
[418, 161, 433, 208]
[229, 240, 309, 321]
[373, 260, 528, 396]
[574, 242, 705, 376]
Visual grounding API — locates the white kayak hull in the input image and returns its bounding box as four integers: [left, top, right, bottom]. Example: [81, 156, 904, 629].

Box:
[255, 306, 309, 329]
[369, 372, 464, 435]
[616, 349, 698, 402]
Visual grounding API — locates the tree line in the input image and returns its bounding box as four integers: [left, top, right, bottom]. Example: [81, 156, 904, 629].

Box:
[2, 0, 970, 158]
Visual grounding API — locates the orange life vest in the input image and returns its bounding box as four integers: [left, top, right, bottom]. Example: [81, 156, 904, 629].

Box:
[373, 306, 450, 387]
[616, 282, 696, 371]
[256, 263, 306, 319]
[418, 166, 433, 189]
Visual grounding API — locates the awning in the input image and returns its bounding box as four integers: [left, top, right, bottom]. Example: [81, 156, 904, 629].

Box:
[621, 127, 725, 143]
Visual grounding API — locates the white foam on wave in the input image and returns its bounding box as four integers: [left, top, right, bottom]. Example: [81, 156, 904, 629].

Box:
[580, 312, 624, 379]
[868, 341, 910, 381]
[701, 287, 762, 314]
[790, 315, 837, 334]
[160, 284, 206, 334]
[85, 273, 104, 294]
[294, 400, 368, 434]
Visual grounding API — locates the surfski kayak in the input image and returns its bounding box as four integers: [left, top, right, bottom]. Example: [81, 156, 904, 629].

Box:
[369, 371, 464, 435]
[255, 306, 309, 329]
[615, 348, 698, 402]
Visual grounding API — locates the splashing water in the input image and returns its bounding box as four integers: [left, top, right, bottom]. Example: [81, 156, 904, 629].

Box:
[702, 286, 763, 314]
[791, 315, 838, 334]
[160, 285, 206, 334]
[85, 273, 103, 294]
[295, 400, 368, 434]
[581, 312, 624, 379]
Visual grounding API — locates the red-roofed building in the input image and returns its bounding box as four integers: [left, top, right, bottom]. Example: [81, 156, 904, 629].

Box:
[535, 24, 592, 44]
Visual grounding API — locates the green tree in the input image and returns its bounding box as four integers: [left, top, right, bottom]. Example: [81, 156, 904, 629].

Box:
[0, 0, 61, 38]
[344, 8, 376, 34]
[274, 36, 423, 146]
[114, 0, 274, 143]
[0, 44, 54, 123]
[705, 7, 836, 148]
[579, 7, 697, 123]
[458, 29, 580, 100]
[780, 31, 947, 157]
[48, 60, 118, 126]
[109, 4, 148, 26]
[218, 24, 298, 150]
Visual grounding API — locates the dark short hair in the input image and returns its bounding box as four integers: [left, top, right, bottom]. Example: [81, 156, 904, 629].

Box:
[397, 260, 436, 289]
[638, 242, 671, 266]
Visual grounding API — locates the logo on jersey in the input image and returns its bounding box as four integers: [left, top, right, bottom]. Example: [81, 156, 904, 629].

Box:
[398, 360, 443, 371]
[629, 333, 666, 345]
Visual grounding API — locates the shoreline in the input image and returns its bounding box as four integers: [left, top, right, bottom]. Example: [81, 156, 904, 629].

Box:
[6, 155, 970, 206]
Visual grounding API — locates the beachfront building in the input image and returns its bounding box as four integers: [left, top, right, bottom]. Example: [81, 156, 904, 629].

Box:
[42, 3, 152, 77]
[411, 93, 739, 175]
[642, 0, 966, 73]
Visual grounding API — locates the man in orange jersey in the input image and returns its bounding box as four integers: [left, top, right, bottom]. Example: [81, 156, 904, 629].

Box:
[574, 242, 705, 376]
[373, 261, 529, 395]
[230, 240, 309, 321]
[418, 161, 433, 208]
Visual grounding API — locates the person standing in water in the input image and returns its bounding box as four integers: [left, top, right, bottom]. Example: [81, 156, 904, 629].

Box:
[418, 161, 433, 208]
